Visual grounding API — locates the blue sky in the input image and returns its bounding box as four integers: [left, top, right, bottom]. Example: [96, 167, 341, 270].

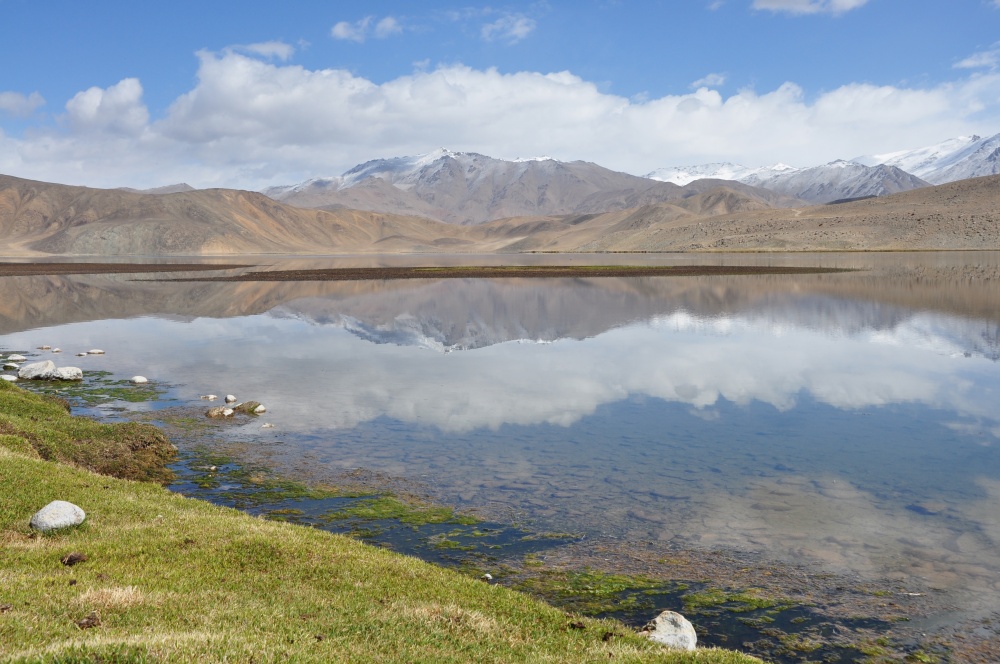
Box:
[1, 0, 998, 189]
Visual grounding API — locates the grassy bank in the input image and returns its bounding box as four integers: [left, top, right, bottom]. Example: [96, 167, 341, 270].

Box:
[0, 381, 762, 663]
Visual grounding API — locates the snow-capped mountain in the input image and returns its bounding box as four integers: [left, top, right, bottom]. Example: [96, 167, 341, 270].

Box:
[856, 133, 1000, 184]
[264, 149, 702, 224]
[738, 160, 930, 204]
[645, 162, 798, 186]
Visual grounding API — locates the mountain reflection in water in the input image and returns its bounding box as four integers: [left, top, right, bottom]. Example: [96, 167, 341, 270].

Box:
[0, 251, 998, 621]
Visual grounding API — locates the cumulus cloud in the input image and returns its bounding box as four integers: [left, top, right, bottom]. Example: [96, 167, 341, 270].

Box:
[752, 0, 870, 15]
[331, 16, 402, 43]
[64, 78, 149, 135]
[2, 48, 999, 189]
[0, 91, 44, 117]
[481, 13, 537, 43]
[691, 73, 726, 88]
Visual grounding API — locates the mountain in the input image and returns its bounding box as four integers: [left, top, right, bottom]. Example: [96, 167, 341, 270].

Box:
[856, 133, 1000, 184]
[117, 183, 196, 195]
[0, 174, 462, 256]
[646, 162, 797, 186]
[738, 160, 930, 204]
[265, 149, 783, 225]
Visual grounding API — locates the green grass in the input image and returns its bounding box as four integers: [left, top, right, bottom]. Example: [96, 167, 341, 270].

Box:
[0, 380, 175, 483]
[0, 383, 763, 663]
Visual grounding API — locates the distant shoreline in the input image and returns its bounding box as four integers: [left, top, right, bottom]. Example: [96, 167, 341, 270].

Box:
[155, 264, 858, 282]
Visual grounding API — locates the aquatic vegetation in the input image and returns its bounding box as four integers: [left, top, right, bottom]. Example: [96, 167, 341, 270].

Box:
[19, 370, 170, 407]
[322, 495, 479, 526]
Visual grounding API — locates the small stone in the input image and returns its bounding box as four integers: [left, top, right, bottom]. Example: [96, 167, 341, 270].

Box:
[52, 367, 83, 381]
[87, 349, 105, 355]
[51, 348, 61, 353]
[37, 345, 51, 350]
[200, 394, 218, 400]
[130, 376, 148, 384]
[223, 408, 234, 417]
[225, 394, 237, 403]
[254, 404, 266, 414]
[18, 360, 55, 380]
[1, 375, 17, 382]
[481, 573, 493, 583]
[206, 407, 228, 418]
[76, 352, 87, 357]
[233, 401, 262, 415]
[0, 604, 11, 613]
[3, 363, 19, 370]
[7, 354, 26, 361]
[30, 500, 86, 532]
[642, 610, 697, 650]
[261, 423, 274, 429]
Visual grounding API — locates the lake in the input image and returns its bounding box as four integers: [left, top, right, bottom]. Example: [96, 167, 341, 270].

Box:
[2, 251, 998, 657]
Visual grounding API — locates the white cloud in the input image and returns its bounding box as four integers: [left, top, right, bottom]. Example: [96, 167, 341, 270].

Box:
[752, 0, 871, 15]
[956, 43, 1000, 70]
[2, 48, 999, 190]
[374, 16, 403, 39]
[0, 91, 44, 117]
[64, 78, 149, 135]
[237, 41, 295, 61]
[481, 13, 537, 43]
[331, 16, 402, 43]
[691, 73, 726, 88]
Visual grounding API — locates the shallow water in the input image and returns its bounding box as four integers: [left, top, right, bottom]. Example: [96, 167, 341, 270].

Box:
[2, 251, 999, 629]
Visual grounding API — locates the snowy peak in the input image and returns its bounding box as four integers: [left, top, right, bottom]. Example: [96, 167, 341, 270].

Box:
[739, 160, 929, 204]
[857, 133, 1000, 184]
[646, 162, 755, 185]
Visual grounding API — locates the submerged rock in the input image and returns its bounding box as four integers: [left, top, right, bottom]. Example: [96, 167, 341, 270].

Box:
[205, 407, 235, 418]
[642, 610, 697, 650]
[233, 401, 265, 415]
[3, 363, 18, 370]
[200, 394, 218, 401]
[30, 500, 86, 532]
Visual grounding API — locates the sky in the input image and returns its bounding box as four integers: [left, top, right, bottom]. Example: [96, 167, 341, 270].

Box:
[1, 0, 999, 190]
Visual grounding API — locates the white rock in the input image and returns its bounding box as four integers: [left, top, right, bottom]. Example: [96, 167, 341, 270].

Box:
[130, 376, 149, 384]
[223, 408, 234, 417]
[8, 354, 26, 361]
[52, 367, 83, 381]
[261, 423, 274, 429]
[643, 610, 697, 650]
[1, 375, 17, 382]
[225, 395, 237, 403]
[76, 352, 88, 357]
[200, 394, 218, 401]
[253, 404, 266, 414]
[18, 360, 56, 380]
[87, 349, 105, 355]
[3, 363, 18, 370]
[52, 348, 61, 353]
[29, 500, 86, 532]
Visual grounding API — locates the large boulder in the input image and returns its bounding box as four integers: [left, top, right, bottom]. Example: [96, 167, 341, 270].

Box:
[29, 500, 86, 532]
[642, 610, 697, 650]
[18, 360, 55, 380]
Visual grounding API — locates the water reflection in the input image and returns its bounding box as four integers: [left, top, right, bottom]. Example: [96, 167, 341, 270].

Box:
[1, 252, 999, 617]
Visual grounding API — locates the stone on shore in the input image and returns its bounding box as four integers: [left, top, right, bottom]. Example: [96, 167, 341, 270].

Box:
[30, 500, 86, 532]
[18, 360, 56, 380]
[2, 375, 17, 382]
[642, 610, 697, 650]
[52, 367, 83, 381]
